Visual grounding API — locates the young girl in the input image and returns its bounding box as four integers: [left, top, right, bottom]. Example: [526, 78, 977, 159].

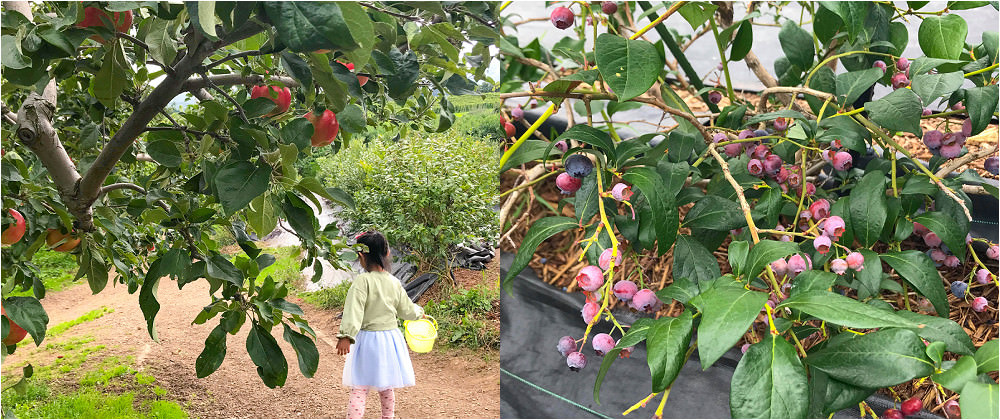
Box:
[337, 231, 425, 419]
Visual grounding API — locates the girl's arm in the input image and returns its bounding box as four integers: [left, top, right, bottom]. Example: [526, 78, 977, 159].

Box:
[336, 278, 368, 343]
[394, 281, 424, 321]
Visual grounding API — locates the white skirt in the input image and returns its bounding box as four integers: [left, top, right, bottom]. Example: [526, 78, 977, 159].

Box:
[342, 329, 416, 391]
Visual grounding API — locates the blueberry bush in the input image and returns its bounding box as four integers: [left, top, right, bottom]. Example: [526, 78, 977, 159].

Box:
[1, 1, 499, 389]
[499, 1, 998, 418]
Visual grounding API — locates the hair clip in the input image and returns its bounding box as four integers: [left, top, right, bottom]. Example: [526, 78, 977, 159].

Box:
[354, 231, 369, 240]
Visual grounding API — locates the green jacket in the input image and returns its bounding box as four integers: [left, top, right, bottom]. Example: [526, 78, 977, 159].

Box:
[336, 270, 424, 343]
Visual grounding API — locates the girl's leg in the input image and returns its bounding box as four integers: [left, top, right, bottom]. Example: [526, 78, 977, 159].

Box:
[347, 387, 367, 419]
[378, 389, 395, 419]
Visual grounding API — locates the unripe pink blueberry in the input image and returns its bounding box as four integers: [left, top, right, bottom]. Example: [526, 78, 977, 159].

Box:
[748, 159, 764, 176]
[929, 249, 947, 265]
[576, 265, 605, 291]
[601, 1, 618, 14]
[896, 57, 909, 72]
[975, 268, 991, 285]
[846, 252, 864, 270]
[822, 149, 835, 162]
[582, 301, 600, 324]
[557, 335, 577, 356]
[962, 119, 972, 136]
[712, 133, 727, 143]
[831, 258, 848, 275]
[943, 255, 960, 268]
[913, 222, 929, 236]
[740, 343, 751, 354]
[873, 60, 887, 72]
[832, 139, 844, 149]
[773, 117, 788, 131]
[798, 182, 816, 197]
[891, 72, 909, 89]
[788, 170, 802, 188]
[511, 106, 524, 120]
[724, 142, 743, 158]
[940, 143, 963, 159]
[923, 130, 943, 151]
[923, 232, 942, 248]
[567, 351, 587, 371]
[751, 144, 770, 160]
[832, 151, 853, 171]
[797, 210, 812, 230]
[814, 235, 832, 254]
[610, 183, 633, 201]
[809, 200, 831, 220]
[550, 6, 575, 29]
[737, 129, 754, 139]
[770, 258, 788, 278]
[788, 254, 809, 274]
[599, 248, 622, 271]
[613, 280, 638, 301]
[592, 333, 615, 355]
[775, 166, 790, 183]
[952, 101, 964, 111]
[629, 289, 661, 313]
[943, 400, 961, 418]
[922, 107, 933, 116]
[555, 140, 569, 153]
[988, 245, 1000, 260]
[556, 172, 583, 194]
[763, 155, 783, 176]
[824, 216, 846, 239]
[708, 90, 723, 104]
[971, 296, 988, 312]
[942, 132, 966, 147]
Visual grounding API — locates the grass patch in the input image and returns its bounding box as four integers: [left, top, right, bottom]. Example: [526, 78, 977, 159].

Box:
[2, 386, 187, 419]
[424, 285, 499, 350]
[257, 247, 303, 285]
[9, 250, 80, 297]
[47, 306, 114, 337]
[299, 280, 353, 310]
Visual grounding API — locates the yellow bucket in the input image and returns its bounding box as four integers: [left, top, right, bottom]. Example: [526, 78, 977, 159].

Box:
[403, 316, 438, 353]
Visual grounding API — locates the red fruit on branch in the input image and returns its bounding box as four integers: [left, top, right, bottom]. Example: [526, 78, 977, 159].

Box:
[900, 397, 922, 416]
[46, 229, 81, 252]
[504, 121, 516, 138]
[1, 307, 28, 346]
[250, 85, 292, 117]
[345, 63, 369, 86]
[550, 6, 575, 29]
[304, 110, 340, 147]
[1, 209, 26, 245]
[77, 7, 133, 44]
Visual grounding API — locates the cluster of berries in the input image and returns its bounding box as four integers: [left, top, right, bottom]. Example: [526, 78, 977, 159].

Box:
[883, 397, 933, 418]
[872, 57, 912, 90]
[555, 154, 593, 194]
[922, 119, 973, 159]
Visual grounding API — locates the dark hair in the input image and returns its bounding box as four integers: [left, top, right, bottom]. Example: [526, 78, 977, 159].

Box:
[355, 231, 391, 272]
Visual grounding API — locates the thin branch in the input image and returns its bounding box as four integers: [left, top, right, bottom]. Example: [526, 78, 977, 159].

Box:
[182, 74, 299, 91]
[757, 86, 832, 116]
[145, 125, 228, 141]
[2, 105, 17, 125]
[100, 182, 146, 196]
[935, 142, 999, 178]
[207, 49, 264, 69]
[201, 73, 248, 123]
[358, 1, 421, 21]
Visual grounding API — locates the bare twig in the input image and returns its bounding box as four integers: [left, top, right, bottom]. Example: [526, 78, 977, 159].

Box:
[201, 73, 248, 123]
[358, 1, 421, 21]
[2, 105, 17, 125]
[182, 74, 299, 91]
[207, 49, 264, 69]
[935, 143, 999, 178]
[100, 182, 146, 196]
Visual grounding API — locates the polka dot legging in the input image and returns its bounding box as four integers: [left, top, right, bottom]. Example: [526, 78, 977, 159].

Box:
[347, 387, 395, 419]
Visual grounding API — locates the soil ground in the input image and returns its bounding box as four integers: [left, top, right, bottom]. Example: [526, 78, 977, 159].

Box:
[2, 268, 500, 419]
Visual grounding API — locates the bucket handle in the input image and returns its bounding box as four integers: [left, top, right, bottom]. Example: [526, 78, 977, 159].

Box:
[404, 315, 438, 332]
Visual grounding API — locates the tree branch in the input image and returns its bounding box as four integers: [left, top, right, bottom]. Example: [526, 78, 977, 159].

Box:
[207, 49, 264, 69]
[182, 74, 299, 91]
[2, 105, 17, 125]
[100, 182, 146, 196]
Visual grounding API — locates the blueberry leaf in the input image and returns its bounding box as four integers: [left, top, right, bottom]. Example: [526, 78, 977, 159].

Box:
[806, 328, 935, 388]
[912, 211, 966, 260]
[743, 240, 801, 282]
[931, 355, 977, 392]
[960, 381, 999, 419]
[672, 235, 720, 284]
[778, 291, 921, 329]
[918, 14, 968, 60]
[595, 34, 660, 102]
[975, 339, 999, 373]
[731, 335, 809, 418]
[693, 282, 767, 370]
[881, 251, 949, 318]
[646, 311, 693, 392]
[501, 216, 578, 292]
[848, 170, 888, 247]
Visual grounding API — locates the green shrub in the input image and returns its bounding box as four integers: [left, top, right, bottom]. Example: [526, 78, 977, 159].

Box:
[316, 132, 498, 270]
[299, 280, 353, 310]
[451, 109, 503, 142]
[10, 250, 79, 297]
[424, 286, 499, 350]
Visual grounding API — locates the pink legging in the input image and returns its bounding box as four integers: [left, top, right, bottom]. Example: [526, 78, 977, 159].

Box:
[347, 387, 395, 419]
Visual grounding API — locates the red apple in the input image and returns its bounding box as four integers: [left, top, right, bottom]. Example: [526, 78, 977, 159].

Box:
[1, 209, 26, 245]
[304, 110, 339, 147]
[345, 63, 369, 86]
[250, 85, 292, 117]
[1, 307, 28, 346]
[77, 7, 133, 44]
[46, 229, 80, 252]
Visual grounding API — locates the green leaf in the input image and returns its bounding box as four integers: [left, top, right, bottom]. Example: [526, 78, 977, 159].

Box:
[975, 339, 999, 373]
[881, 251, 949, 318]
[243, 97, 278, 119]
[2, 297, 49, 346]
[146, 140, 182, 168]
[931, 356, 977, 392]
[280, 117, 314, 151]
[195, 324, 228, 378]
[683, 195, 744, 231]
[728, 241, 749, 276]
[896, 311, 975, 355]
[730, 335, 809, 418]
[960, 382, 999, 420]
[595, 34, 661, 102]
[139, 258, 163, 342]
[282, 193, 316, 243]
[908, 57, 968, 76]
[778, 291, 922, 329]
[282, 323, 319, 378]
[789, 270, 838, 295]
[863, 88, 924, 136]
[672, 235, 721, 284]
[678, 2, 718, 29]
[338, 1, 374, 69]
[205, 254, 243, 286]
[918, 14, 969, 60]
[806, 328, 935, 388]
[247, 193, 278, 237]
[385, 48, 419, 101]
[1, 35, 30, 69]
[695, 283, 768, 369]
[912, 211, 966, 260]
[779, 20, 815, 69]
[836, 68, 883, 106]
[144, 18, 177, 67]
[594, 318, 656, 403]
[729, 20, 752, 61]
[91, 41, 131, 107]
[246, 322, 288, 388]
[215, 162, 272, 215]
[337, 103, 365, 134]
[910, 72, 964, 105]
[646, 311, 693, 392]
[623, 167, 675, 255]
[821, 377, 875, 415]
[501, 217, 578, 292]
[554, 125, 616, 161]
[656, 277, 699, 305]
[849, 170, 888, 247]
[186, 1, 218, 40]
[819, 2, 869, 44]
[263, 2, 359, 53]
[854, 250, 882, 300]
[574, 173, 599, 224]
[744, 240, 801, 281]
[965, 84, 1000, 137]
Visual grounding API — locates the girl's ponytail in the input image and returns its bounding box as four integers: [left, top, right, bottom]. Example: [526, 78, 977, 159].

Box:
[355, 231, 391, 273]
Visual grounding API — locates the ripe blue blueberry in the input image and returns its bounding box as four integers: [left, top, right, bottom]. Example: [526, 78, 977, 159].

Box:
[511, 106, 524, 121]
[950, 280, 968, 297]
[985, 156, 999, 175]
[708, 90, 723, 104]
[753, 129, 769, 138]
[565, 154, 594, 179]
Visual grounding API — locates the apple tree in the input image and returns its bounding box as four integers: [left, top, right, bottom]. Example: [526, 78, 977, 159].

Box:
[1, 0, 500, 388]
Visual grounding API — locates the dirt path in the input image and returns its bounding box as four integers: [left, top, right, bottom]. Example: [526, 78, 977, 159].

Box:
[3, 276, 500, 418]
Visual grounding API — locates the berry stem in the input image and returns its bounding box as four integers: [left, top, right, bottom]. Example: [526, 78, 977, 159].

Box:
[787, 328, 808, 358]
[497, 170, 557, 198]
[653, 387, 671, 419]
[805, 50, 893, 88]
[622, 392, 659, 416]
[967, 243, 999, 286]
